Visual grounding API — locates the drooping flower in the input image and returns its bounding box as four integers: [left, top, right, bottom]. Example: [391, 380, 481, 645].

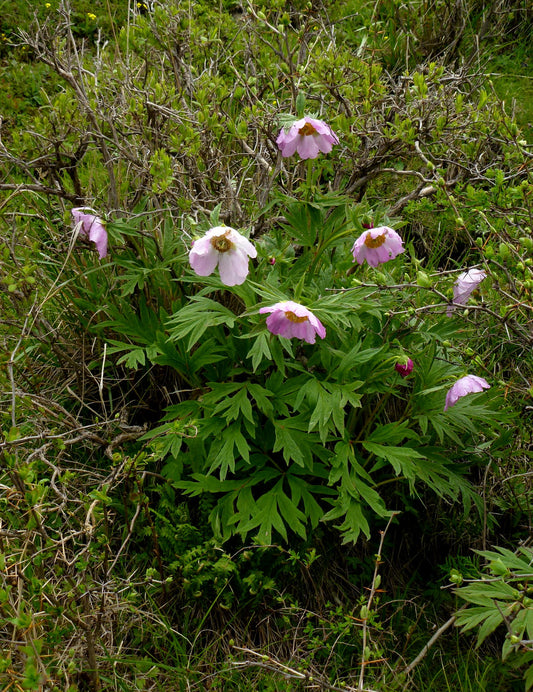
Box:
[189, 226, 257, 286]
[259, 300, 326, 344]
[276, 117, 339, 160]
[351, 226, 404, 268]
[395, 358, 414, 378]
[447, 268, 486, 316]
[444, 374, 490, 411]
[71, 208, 108, 259]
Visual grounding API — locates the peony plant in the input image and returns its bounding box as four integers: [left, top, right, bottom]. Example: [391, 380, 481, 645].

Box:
[444, 374, 490, 411]
[189, 226, 257, 286]
[351, 226, 405, 267]
[259, 301, 326, 344]
[71, 208, 108, 259]
[276, 116, 339, 160]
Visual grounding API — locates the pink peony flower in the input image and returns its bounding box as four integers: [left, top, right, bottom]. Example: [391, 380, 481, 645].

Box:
[351, 226, 404, 268]
[259, 300, 326, 344]
[189, 226, 257, 286]
[276, 117, 339, 160]
[71, 207, 108, 259]
[395, 358, 414, 378]
[447, 268, 486, 316]
[444, 374, 490, 411]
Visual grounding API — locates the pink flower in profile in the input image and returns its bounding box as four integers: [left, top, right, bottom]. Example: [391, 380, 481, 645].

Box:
[447, 268, 486, 316]
[71, 207, 108, 259]
[444, 374, 490, 411]
[259, 300, 326, 344]
[351, 226, 404, 268]
[276, 117, 339, 160]
[189, 226, 257, 286]
[395, 358, 414, 378]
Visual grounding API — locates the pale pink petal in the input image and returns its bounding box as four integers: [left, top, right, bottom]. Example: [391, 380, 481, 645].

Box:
[307, 313, 326, 339]
[189, 237, 218, 276]
[71, 207, 98, 237]
[382, 231, 404, 257]
[373, 245, 392, 264]
[351, 227, 404, 267]
[297, 136, 321, 159]
[276, 129, 289, 147]
[71, 207, 88, 230]
[217, 249, 250, 286]
[265, 311, 291, 337]
[88, 220, 108, 259]
[231, 230, 257, 258]
[260, 301, 325, 343]
[448, 268, 486, 316]
[205, 226, 229, 240]
[290, 118, 307, 132]
[189, 227, 256, 283]
[287, 321, 305, 341]
[315, 137, 334, 154]
[284, 301, 306, 316]
[298, 321, 318, 343]
[307, 118, 337, 139]
[71, 208, 108, 258]
[278, 134, 299, 158]
[277, 122, 301, 148]
[259, 305, 275, 315]
[444, 375, 490, 411]
[276, 117, 338, 160]
[353, 244, 374, 267]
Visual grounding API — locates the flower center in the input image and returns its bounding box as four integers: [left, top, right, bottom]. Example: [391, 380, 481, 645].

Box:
[298, 122, 317, 137]
[211, 231, 234, 253]
[285, 311, 309, 323]
[364, 232, 387, 249]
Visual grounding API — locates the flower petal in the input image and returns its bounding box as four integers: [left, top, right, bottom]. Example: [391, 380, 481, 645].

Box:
[230, 230, 257, 258]
[297, 136, 321, 159]
[217, 248, 250, 285]
[260, 301, 325, 343]
[448, 268, 486, 315]
[351, 227, 404, 267]
[88, 220, 108, 258]
[276, 117, 338, 160]
[444, 374, 490, 411]
[265, 311, 291, 337]
[189, 237, 218, 276]
[71, 208, 108, 258]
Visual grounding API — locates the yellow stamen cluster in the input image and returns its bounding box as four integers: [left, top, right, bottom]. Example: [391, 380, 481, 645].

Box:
[285, 311, 309, 323]
[298, 122, 317, 137]
[210, 231, 234, 253]
[364, 232, 386, 248]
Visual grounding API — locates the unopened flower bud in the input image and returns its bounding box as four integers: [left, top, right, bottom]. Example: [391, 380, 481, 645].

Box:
[395, 358, 414, 378]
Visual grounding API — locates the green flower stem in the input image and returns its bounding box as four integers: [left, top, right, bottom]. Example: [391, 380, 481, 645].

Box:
[374, 476, 407, 488]
[293, 271, 307, 303]
[350, 391, 393, 442]
[309, 225, 355, 278]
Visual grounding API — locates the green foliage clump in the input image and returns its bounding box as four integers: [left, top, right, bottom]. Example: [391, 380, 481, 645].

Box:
[454, 545, 533, 691]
